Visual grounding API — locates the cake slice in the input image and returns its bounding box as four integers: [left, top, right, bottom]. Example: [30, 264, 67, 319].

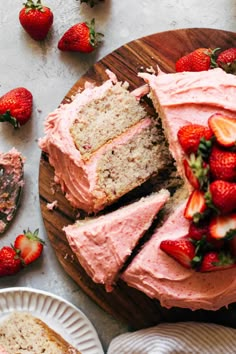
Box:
[64, 189, 170, 291]
[0, 312, 81, 354]
[39, 71, 171, 213]
[0, 148, 24, 234]
[139, 67, 236, 181]
[121, 196, 236, 311]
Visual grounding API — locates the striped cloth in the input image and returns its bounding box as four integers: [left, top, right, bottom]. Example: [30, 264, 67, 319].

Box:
[107, 322, 236, 354]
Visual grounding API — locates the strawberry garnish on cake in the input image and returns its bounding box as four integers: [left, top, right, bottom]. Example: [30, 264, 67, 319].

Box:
[160, 112, 236, 272]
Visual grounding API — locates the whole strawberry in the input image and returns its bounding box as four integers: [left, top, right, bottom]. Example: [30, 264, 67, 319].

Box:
[58, 19, 103, 53]
[209, 145, 236, 182]
[0, 246, 21, 276]
[19, 0, 53, 41]
[177, 124, 213, 156]
[0, 87, 33, 128]
[216, 47, 236, 74]
[209, 180, 236, 214]
[176, 48, 216, 72]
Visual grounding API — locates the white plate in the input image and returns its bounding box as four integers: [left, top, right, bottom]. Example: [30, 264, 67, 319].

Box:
[0, 287, 104, 354]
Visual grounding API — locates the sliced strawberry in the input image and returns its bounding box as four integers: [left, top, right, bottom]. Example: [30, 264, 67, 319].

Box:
[200, 251, 235, 272]
[177, 124, 213, 156]
[184, 190, 207, 221]
[14, 229, 45, 265]
[208, 113, 236, 148]
[209, 214, 236, 240]
[183, 155, 209, 190]
[160, 236, 196, 269]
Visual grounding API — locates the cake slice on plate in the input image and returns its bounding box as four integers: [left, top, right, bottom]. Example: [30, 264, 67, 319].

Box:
[64, 189, 170, 292]
[139, 67, 236, 181]
[39, 71, 171, 213]
[0, 312, 81, 354]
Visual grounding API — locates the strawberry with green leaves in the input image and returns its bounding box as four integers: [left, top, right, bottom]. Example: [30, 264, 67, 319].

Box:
[19, 0, 53, 41]
[0, 246, 22, 276]
[0, 87, 33, 128]
[177, 124, 213, 156]
[209, 145, 236, 182]
[207, 180, 236, 215]
[176, 48, 217, 72]
[58, 19, 103, 53]
[14, 229, 45, 265]
[216, 47, 236, 74]
[200, 251, 235, 272]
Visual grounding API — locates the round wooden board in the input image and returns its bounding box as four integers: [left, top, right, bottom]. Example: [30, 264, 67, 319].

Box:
[39, 28, 236, 330]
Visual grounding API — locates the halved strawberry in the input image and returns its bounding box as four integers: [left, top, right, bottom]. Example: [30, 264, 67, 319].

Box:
[177, 124, 213, 156]
[200, 251, 235, 272]
[14, 229, 45, 265]
[209, 214, 236, 240]
[183, 155, 209, 190]
[160, 236, 196, 269]
[208, 113, 236, 148]
[184, 190, 207, 222]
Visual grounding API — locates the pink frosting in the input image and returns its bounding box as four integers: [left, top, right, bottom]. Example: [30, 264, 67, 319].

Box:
[139, 68, 236, 180]
[0, 345, 9, 354]
[64, 189, 170, 292]
[122, 201, 236, 311]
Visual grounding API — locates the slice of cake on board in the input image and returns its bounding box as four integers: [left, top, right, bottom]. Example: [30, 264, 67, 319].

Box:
[39, 71, 170, 213]
[64, 189, 170, 292]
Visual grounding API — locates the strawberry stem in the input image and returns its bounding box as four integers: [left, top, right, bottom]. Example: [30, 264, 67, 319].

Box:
[23, 0, 44, 12]
[0, 111, 20, 129]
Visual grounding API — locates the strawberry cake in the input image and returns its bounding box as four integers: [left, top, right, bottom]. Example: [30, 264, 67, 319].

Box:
[39, 71, 170, 213]
[139, 67, 236, 181]
[64, 189, 170, 291]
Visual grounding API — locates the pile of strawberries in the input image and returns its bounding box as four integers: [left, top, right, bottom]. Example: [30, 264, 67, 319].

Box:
[160, 113, 236, 272]
[0, 229, 44, 277]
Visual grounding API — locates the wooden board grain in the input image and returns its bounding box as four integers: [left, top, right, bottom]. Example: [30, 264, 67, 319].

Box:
[39, 28, 236, 330]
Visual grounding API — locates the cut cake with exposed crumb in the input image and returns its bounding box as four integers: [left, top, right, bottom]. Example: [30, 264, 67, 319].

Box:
[39, 71, 172, 213]
[0, 312, 81, 354]
[64, 189, 170, 291]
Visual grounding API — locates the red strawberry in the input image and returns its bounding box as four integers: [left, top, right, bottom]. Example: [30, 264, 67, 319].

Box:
[184, 190, 207, 221]
[188, 221, 210, 241]
[209, 145, 236, 182]
[160, 236, 196, 269]
[208, 113, 236, 148]
[14, 229, 45, 265]
[209, 180, 236, 214]
[175, 54, 193, 72]
[209, 214, 236, 240]
[177, 124, 213, 155]
[58, 19, 103, 53]
[216, 48, 236, 74]
[19, 0, 53, 41]
[183, 155, 209, 190]
[190, 48, 213, 72]
[0, 246, 22, 276]
[200, 251, 235, 272]
[79, 0, 104, 6]
[0, 87, 33, 128]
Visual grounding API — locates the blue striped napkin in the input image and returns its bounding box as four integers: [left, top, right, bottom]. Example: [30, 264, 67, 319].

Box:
[107, 322, 236, 354]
